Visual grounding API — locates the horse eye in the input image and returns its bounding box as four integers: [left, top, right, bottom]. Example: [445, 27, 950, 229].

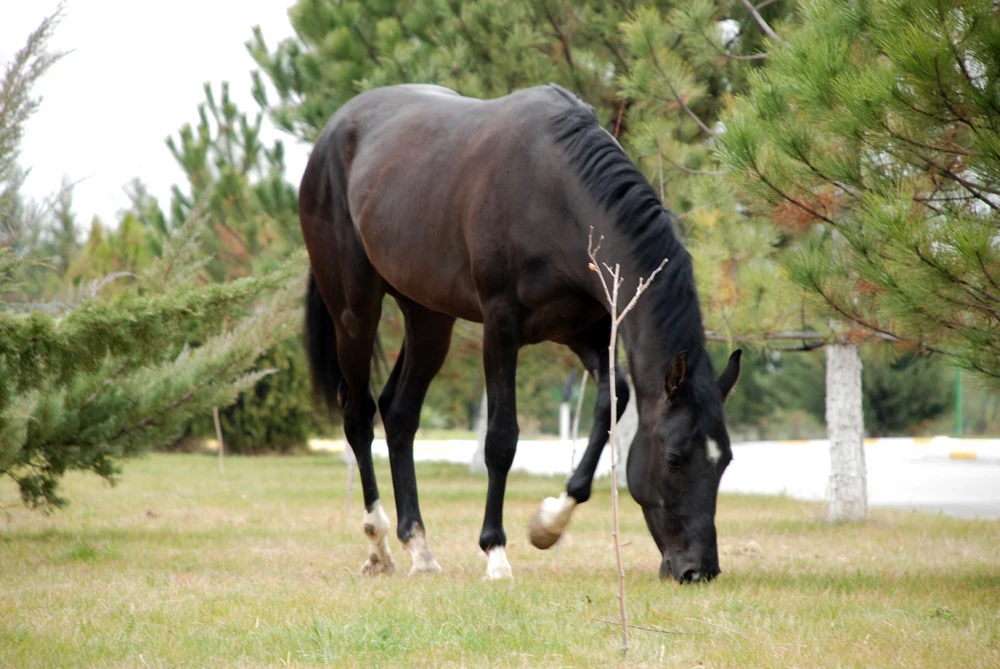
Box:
[666, 452, 684, 471]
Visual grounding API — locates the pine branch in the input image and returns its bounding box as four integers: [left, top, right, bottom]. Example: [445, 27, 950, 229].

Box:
[0, 4, 67, 178]
[660, 149, 725, 176]
[740, 0, 789, 46]
[637, 29, 716, 139]
[691, 20, 768, 62]
[746, 155, 839, 226]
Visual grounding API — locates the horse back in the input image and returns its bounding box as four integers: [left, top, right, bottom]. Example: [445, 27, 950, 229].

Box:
[304, 84, 607, 335]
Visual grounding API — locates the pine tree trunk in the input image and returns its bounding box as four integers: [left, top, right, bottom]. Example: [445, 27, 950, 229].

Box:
[615, 377, 638, 488]
[470, 388, 488, 473]
[825, 343, 867, 522]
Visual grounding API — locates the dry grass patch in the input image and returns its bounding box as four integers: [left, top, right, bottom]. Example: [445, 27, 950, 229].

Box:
[2, 454, 998, 668]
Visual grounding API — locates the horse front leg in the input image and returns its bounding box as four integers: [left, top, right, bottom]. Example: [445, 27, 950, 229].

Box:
[478, 301, 521, 580]
[529, 326, 629, 549]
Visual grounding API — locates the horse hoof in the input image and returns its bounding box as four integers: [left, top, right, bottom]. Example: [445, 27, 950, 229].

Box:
[361, 556, 395, 576]
[404, 528, 442, 575]
[528, 506, 562, 550]
[485, 546, 513, 580]
[528, 494, 577, 549]
[409, 560, 443, 576]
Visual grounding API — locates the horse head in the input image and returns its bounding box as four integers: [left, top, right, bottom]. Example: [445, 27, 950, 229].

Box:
[626, 349, 741, 582]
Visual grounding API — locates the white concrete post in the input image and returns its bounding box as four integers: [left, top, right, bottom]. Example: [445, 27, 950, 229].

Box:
[471, 388, 488, 473]
[615, 377, 638, 488]
[559, 402, 571, 442]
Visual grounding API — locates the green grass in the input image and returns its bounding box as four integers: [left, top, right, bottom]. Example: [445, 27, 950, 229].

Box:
[1, 454, 998, 668]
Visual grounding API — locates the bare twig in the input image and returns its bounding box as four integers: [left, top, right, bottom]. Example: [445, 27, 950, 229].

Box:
[692, 20, 768, 62]
[686, 617, 762, 645]
[660, 148, 726, 177]
[541, 1, 575, 72]
[595, 616, 702, 636]
[614, 100, 626, 138]
[704, 330, 826, 341]
[587, 228, 667, 656]
[605, 540, 632, 551]
[824, 635, 875, 655]
[213, 407, 226, 483]
[80, 362, 129, 410]
[741, 0, 789, 46]
[86, 271, 138, 300]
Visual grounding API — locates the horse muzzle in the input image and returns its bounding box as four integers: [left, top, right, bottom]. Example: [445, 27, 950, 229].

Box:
[659, 553, 721, 583]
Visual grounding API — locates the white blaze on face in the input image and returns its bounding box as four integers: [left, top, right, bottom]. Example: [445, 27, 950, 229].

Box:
[706, 437, 722, 465]
[485, 546, 513, 580]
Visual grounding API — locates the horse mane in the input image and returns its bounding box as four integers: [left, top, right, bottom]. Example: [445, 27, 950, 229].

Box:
[547, 86, 724, 421]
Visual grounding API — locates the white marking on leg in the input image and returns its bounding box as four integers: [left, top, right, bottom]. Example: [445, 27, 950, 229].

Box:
[706, 437, 721, 465]
[361, 500, 394, 575]
[529, 492, 578, 549]
[485, 546, 513, 580]
[404, 527, 442, 575]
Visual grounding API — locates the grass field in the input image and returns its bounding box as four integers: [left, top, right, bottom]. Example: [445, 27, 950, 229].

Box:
[2, 454, 999, 668]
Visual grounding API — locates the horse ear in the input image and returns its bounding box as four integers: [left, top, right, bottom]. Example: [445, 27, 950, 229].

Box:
[663, 351, 688, 401]
[718, 349, 742, 402]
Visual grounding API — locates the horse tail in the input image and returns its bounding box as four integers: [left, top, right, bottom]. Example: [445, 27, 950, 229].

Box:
[305, 271, 344, 414]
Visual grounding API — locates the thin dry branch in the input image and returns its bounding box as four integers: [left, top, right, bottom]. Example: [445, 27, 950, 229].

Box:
[660, 149, 726, 177]
[686, 616, 762, 645]
[586, 228, 667, 656]
[595, 616, 703, 637]
[213, 407, 227, 483]
[741, 0, 789, 46]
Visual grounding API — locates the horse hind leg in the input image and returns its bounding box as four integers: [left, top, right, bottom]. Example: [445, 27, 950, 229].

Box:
[378, 299, 455, 575]
[337, 309, 395, 576]
[308, 257, 393, 575]
[300, 128, 396, 576]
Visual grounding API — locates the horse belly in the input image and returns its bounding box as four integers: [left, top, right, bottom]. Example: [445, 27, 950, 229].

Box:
[355, 213, 482, 322]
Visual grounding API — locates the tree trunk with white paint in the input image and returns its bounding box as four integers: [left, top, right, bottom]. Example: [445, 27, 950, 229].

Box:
[615, 377, 638, 488]
[470, 389, 488, 473]
[825, 342, 867, 522]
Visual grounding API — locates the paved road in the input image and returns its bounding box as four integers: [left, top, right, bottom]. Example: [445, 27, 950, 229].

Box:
[722, 440, 1000, 519]
[353, 438, 1000, 519]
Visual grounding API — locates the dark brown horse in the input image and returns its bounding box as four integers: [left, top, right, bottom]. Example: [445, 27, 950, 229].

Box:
[301, 83, 741, 582]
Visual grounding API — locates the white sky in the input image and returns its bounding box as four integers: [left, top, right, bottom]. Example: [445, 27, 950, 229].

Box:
[1, 0, 311, 225]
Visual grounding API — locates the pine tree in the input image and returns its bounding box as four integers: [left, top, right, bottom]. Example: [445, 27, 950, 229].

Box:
[0, 10, 309, 509]
[1, 212, 306, 508]
[718, 0, 1000, 387]
[0, 7, 64, 234]
[248, 0, 679, 141]
[168, 82, 301, 281]
[164, 82, 320, 451]
[616, 1, 814, 343]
